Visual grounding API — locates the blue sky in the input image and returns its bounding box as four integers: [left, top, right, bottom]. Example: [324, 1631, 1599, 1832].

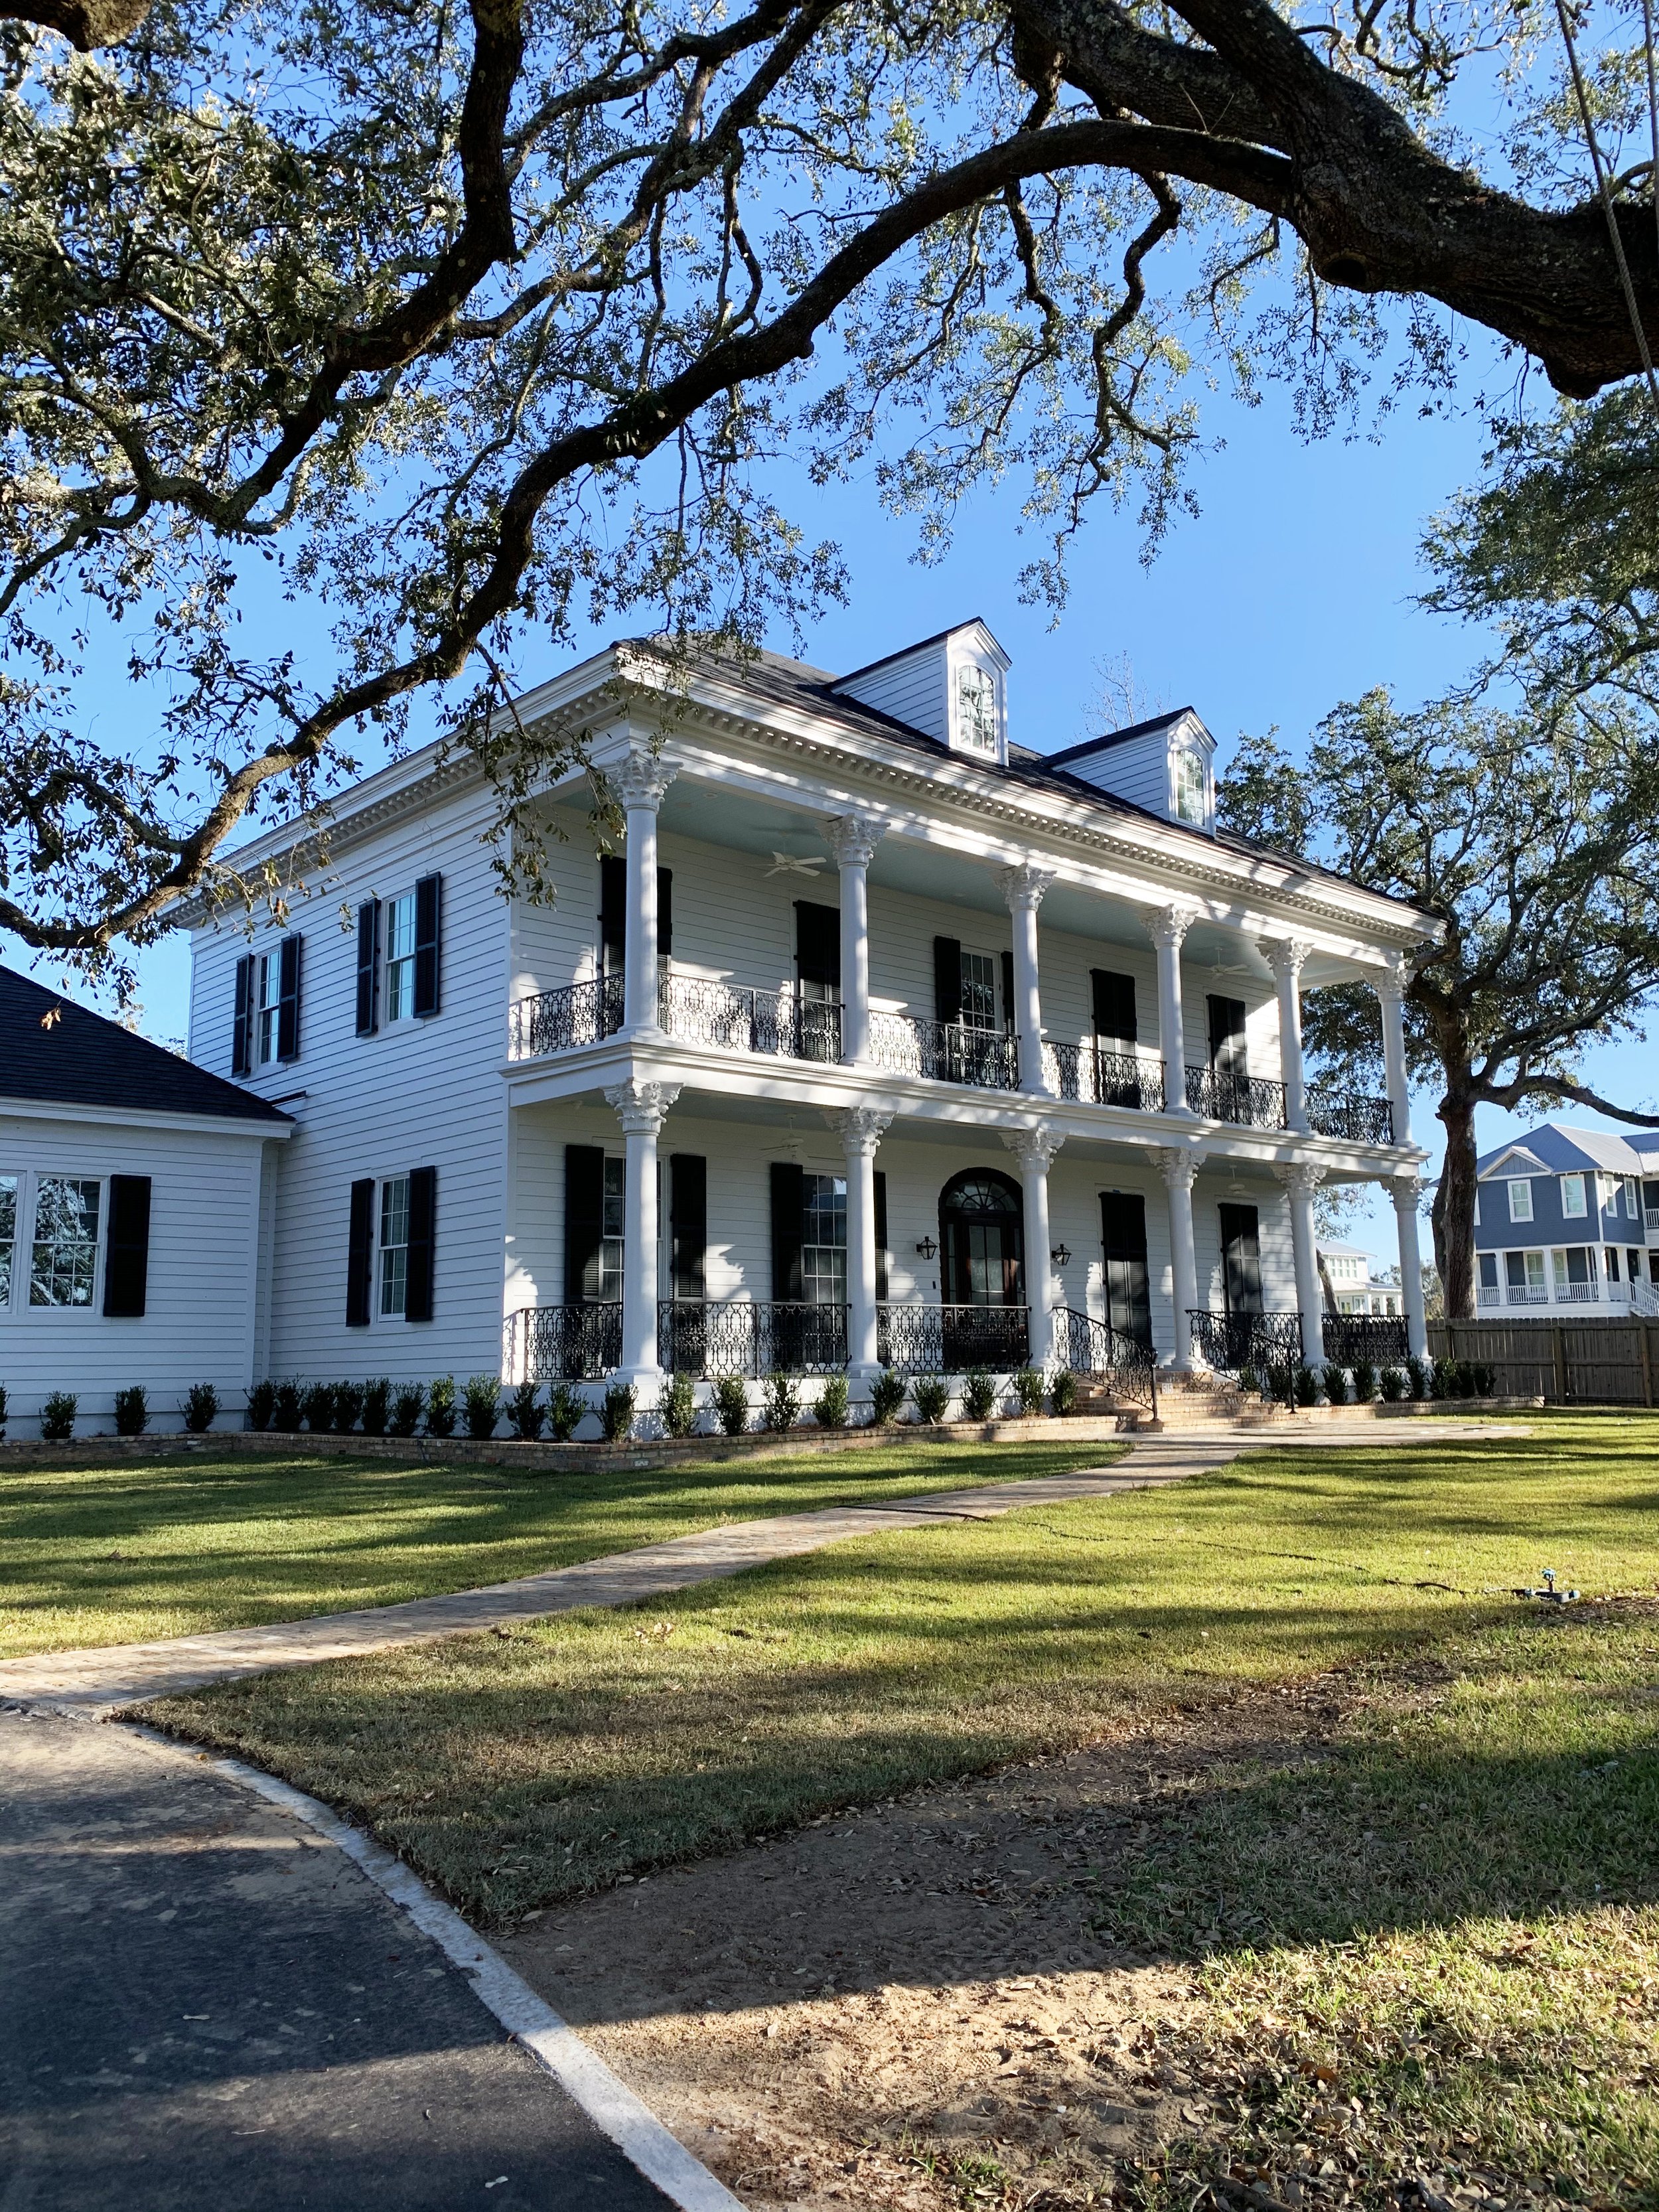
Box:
[9, 323, 1656, 1268]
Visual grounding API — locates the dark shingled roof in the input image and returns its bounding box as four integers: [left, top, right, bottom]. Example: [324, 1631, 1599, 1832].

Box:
[0, 964, 289, 1124]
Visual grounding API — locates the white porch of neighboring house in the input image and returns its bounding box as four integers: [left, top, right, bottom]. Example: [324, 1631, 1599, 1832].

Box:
[500, 739, 1431, 1400]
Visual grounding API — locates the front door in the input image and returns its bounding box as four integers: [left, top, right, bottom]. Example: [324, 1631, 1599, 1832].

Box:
[1217, 1202, 1263, 1368]
[939, 1169, 1027, 1368]
[1100, 1192, 1151, 1348]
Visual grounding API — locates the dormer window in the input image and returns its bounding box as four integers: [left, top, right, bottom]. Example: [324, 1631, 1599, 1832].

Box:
[1174, 747, 1206, 827]
[956, 664, 999, 757]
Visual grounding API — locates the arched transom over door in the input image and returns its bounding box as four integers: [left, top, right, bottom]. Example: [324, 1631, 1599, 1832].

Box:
[939, 1169, 1025, 1309]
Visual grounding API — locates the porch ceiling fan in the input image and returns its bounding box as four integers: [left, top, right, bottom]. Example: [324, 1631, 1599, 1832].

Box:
[764, 852, 828, 878]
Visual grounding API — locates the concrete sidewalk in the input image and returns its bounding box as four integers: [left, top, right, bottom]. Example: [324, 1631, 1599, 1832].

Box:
[0, 1422, 1521, 1712]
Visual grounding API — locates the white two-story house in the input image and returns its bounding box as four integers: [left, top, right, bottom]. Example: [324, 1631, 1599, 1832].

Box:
[182, 622, 1437, 1413]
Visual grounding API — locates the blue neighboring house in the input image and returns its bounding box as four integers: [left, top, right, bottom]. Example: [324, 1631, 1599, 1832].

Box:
[1474, 1122, 1659, 1316]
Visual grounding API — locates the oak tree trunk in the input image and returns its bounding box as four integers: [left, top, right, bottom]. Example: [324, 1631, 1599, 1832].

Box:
[1434, 1091, 1480, 1322]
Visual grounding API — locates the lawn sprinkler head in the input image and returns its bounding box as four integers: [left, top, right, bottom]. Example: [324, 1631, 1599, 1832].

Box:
[1514, 1567, 1580, 1604]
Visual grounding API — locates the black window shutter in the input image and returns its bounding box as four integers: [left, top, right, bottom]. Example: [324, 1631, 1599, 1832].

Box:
[1001, 948, 1016, 1032]
[670, 1153, 706, 1301]
[276, 934, 303, 1062]
[405, 1166, 437, 1321]
[873, 1169, 889, 1303]
[232, 954, 254, 1077]
[658, 867, 672, 960]
[599, 855, 626, 970]
[795, 901, 841, 990]
[1091, 970, 1137, 1045]
[413, 875, 442, 1017]
[933, 936, 962, 1025]
[770, 1161, 805, 1303]
[355, 902, 381, 1035]
[346, 1178, 375, 1327]
[1207, 994, 1248, 1073]
[565, 1145, 605, 1303]
[102, 1175, 152, 1317]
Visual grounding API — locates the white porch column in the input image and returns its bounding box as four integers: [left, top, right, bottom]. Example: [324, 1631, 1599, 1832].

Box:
[1392, 1173, 1430, 1359]
[1277, 1162, 1327, 1368]
[611, 747, 676, 1038]
[828, 1105, 892, 1374]
[998, 864, 1056, 1096]
[1149, 905, 1194, 1116]
[1263, 936, 1312, 1135]
[1375, 955, 1413, 1147]
[1003, 1128, 1064, 1368]
[605, 1078, 680, 1392]
[824, 815, 883, 1065]
[1154, 1145, 1202, 1370]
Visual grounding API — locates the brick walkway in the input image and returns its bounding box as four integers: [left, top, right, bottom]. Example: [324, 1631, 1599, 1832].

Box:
[0, 1423, 1521, 1713]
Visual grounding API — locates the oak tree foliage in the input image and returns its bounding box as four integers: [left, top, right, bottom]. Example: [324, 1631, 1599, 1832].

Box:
[1216, 694, 1659, 1317]
[9, 0, 1659, 971]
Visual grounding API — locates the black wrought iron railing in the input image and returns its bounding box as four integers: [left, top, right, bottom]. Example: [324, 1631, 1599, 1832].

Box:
[1054, 1307, 1159, 1412]
[657, 976, 841, 1063]
[1321, 1312, 1409, 1364]
[877, 1301, 1031, 1372]
[868, 1013, 1020, 1091]
[1184, 1065, 1289, 1129]
[658, 1299, 848, 1376]
[1187, 1308, 1305, 1371]
[1042, 1041, 1166, 1112]
[1305, 1087, 1394, 1145]
[509, 975, 625, 1058]
[505, 1301, 622, 1381]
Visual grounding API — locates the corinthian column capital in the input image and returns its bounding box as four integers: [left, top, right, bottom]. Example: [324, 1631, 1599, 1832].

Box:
[608, 745, 676, 814]
[1153, 1145, 1202, 1192]
[823, 814, 885, 869]
[1261, 935, 1314, 982]
[1147, 903, 1195, 954]
[825, 1105, 892, 1157]
[1274, 1161, 1326, 1197]
[1001, 1127, 1064, 1173]
[604, 1078, 681, 1134]
[997, 861, 1056, 914]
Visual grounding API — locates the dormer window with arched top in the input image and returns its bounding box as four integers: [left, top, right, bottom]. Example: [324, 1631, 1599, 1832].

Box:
[956, 663, 999, 757]
[1173, 746, 1206, 827]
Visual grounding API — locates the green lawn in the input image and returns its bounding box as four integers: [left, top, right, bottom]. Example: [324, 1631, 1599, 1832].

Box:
[0, 1438, 1116, 1658]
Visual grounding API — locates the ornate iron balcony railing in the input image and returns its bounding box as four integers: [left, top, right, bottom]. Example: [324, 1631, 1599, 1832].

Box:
[1321, 1312, 1408, 1364]
[875, 1301, 1031, 1372]
[867, 1013, 1020, 1090]
[1183, 1066, 1289, 1129]
[1052, 1307, 1159, 1412]
[1305, 1087, 1394, 1145]
[509, 974, 625, 1058]
[656, 976, 841, 1062]
[1041, 1042, 1166, 1112]
[658, 1299, 848, 1376]
[1187, 1308, 1304, 1371]
[505, 1301, 622, 1382]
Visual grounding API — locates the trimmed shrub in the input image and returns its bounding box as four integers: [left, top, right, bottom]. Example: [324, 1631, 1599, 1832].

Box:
[41, 1391, 77, 1441]
[912, 1373, 949, 1424]
[332, 1381, 365, 1433]
[300, 1383, 335, 1433]
[869, 1370, 906, 1426]
[1238, 1363, 1260, 1399]
[463, 1374, 500, 1441]
[1473, 1361, 1496, 1398]
[360, 1378, 391, 1437]
[246, 1378, 277, 1432]
[271, 1380, 304, 1432]
[1321, 1362, 1348, 1406]
[388, 1382, 425, 1437]
[508, 1381, 545, 1441]
[1293, 1364, 1321, 1407]
[545, 1381, 585, 1442]
[425, 1376, 457, 1438]
[1012, 1366, 1046, 1416]
[1406, 1354, 1431, 1400]
[1049, 1370, 1078, 1417]
[660, 1371, 697, 1439]
[1351, 1359, 1379, 1404]
[762, 1371, 802, 1432]
[0, 1382, 7, 1438]
[960, 1367, 997, 1422]
[712, 1375, 750, 1437]
[182, 1382, 219, 1435]
[1265, 1361, 1295, 1406]
[814, 1374, 849, 1430]
[1378, 1364, 1407, 1402]
[601, 1382, 635, 1442]
[114, 1385, 149, 1437]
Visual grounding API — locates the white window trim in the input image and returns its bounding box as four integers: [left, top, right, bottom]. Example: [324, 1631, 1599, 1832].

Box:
[0, 1169, 107, 1317]
[1560, 1173, 1588, 1219]
[1507, 1178, 1533, 1223]
[382, 888, 420, 1024]
[376, 1172, 411, 1322]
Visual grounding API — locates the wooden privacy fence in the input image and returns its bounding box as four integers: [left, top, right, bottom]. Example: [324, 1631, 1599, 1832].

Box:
[1430, 1316, 1659, 1406]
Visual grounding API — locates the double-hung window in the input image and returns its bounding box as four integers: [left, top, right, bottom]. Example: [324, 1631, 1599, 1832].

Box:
[384, 891, 418, 1022]
[959, 951, 998, 1033]
[379, 1175, 410, 1316]
[801, 1173, 847, 1306]
[956, 664, 999, 756]
[1173, 747, 1206, 827]
[31, 1176, 101, 1307]
[1561, 1173, 1588, 1219]
[599, 1157, 625, 1301]
[1507, 1179, 1533, 1223]
[255, 952, 281, 1064]
[0, 1174, 15, 1307]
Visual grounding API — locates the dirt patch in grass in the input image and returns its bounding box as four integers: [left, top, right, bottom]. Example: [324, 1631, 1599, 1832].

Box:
[498, 1603, 1659, 2212]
